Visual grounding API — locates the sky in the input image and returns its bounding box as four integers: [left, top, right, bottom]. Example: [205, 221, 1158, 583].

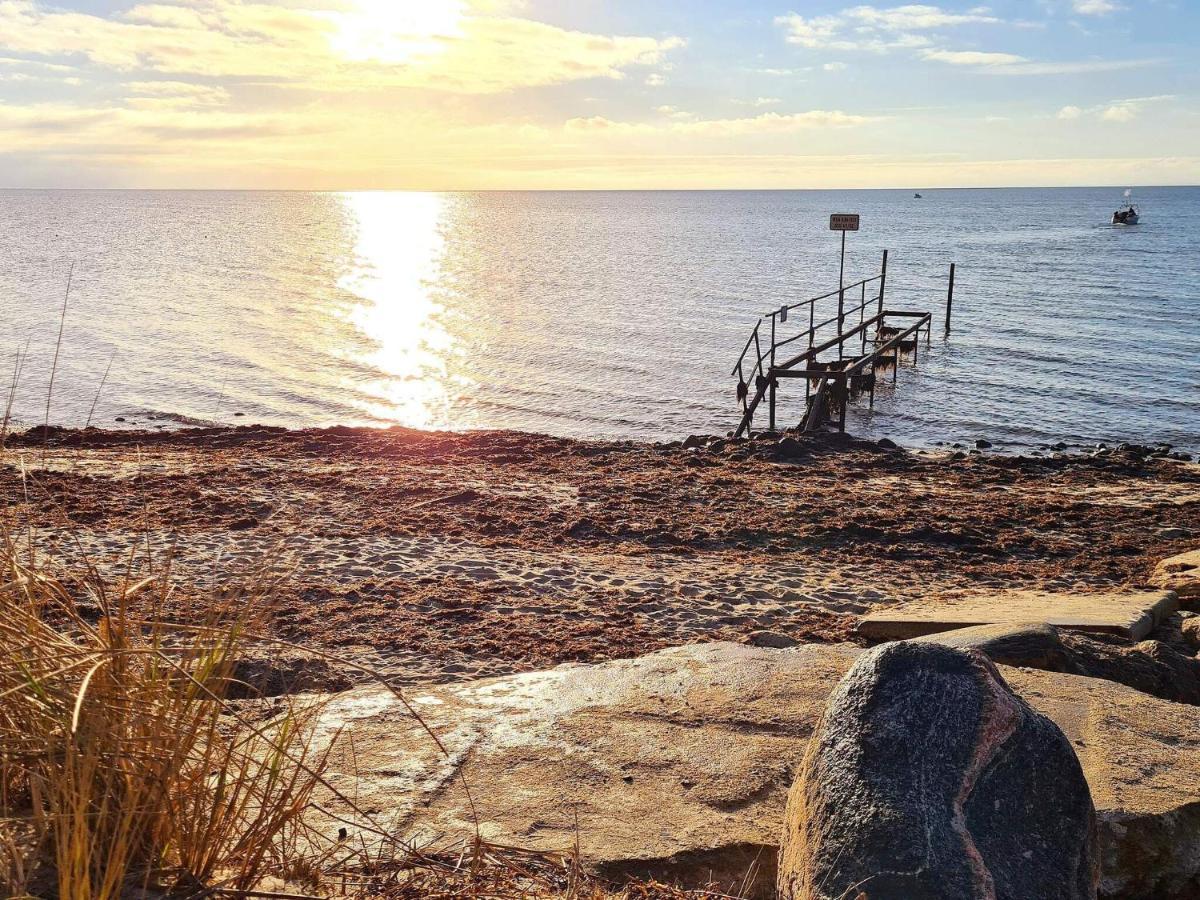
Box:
[0, 0, 1197, 189]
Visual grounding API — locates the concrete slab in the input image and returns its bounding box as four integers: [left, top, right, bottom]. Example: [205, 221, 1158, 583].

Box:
[857, 590, 1178, 642]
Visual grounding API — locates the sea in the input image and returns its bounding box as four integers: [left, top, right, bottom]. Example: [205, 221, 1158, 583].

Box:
[2, 187, 1198, 451]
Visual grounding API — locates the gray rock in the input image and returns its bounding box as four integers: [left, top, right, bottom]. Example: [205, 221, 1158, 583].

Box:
[681, 434, 706, 450]
[779, 642, 1099, 900]
[877, 437, 899, 450]
[1183, 618, 1200, 653]
[776, 437, 806, 458]
[913, 622, 1074, 670]
[744, 630, 800, 649]
[226, 655, 353, 698]
[915, 623, 1200, 705]
[976, 438, 993, 449]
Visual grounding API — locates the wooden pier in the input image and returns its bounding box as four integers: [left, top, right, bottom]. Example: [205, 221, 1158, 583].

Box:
[732, 250, 950, 437]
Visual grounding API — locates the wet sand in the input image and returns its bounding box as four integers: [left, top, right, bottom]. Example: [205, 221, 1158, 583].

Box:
[3, 425, 1198, 686]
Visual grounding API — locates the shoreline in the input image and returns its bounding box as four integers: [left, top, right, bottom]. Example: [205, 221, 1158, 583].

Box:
[5, 417, 1197, 459]
[3, 423, 1198, 687]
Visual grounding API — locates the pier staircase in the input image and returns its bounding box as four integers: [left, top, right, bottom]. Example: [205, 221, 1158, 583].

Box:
[731, 251, 940, 437]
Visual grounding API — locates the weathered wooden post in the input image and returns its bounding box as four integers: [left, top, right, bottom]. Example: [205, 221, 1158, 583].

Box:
[829, 214, 859, 359]
[877, 248, 888, 317]
[769, 312, 777, 432]
[945, 262, 956, 333]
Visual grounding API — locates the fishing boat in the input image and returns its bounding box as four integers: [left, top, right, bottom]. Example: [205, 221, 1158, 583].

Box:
[1112, 202, 1139, 225]
[1112, 190, 1139, 225]
[914, 192, 922, 199]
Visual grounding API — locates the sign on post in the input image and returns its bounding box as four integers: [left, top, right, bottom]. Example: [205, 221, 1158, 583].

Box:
[829, 214, 860, 231]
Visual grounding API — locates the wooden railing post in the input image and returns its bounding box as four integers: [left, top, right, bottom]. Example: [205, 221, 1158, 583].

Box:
[945, 262, 956, 333]
[768, 313, 777, 432]
[877, 248, 888, 317]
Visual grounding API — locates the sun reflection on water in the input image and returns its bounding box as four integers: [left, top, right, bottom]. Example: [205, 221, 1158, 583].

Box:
[337, 191, 466, 428]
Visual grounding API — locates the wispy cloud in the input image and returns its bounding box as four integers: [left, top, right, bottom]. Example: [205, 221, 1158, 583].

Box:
[920, 49, 1160, 76]
[975, 58, 1160, 75]
[919, 49, 1027, 66]
[566, 109, 877, 137]
[775, 4, 1003, 52]
[1056, 95, 1174, 122]
[0, 0, 685, 94]
[1072, 0, 1122, 16]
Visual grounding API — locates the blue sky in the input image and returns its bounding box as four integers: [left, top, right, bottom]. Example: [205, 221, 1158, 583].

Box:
[0, 1, 1196, 188]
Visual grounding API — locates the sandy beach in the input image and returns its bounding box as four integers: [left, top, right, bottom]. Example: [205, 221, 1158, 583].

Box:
[4, 425, 1197, 688]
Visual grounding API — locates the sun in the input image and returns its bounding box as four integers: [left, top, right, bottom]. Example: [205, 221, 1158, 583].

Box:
[327, 0, 467, 64]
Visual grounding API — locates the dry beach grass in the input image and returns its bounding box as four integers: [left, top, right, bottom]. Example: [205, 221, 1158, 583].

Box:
[0, 530, 744, 899]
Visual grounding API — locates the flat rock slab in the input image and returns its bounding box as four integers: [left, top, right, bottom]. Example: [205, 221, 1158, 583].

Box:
[306, 641, 1200, 899]
[857, 589, 1178, 642]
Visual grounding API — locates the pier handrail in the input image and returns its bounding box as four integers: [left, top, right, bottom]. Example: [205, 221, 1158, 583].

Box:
[762, 273, 881, 319]
[730, 267, 885, 382]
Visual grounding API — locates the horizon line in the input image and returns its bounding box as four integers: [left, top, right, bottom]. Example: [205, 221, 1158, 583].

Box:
[1, 183, 1196, 193]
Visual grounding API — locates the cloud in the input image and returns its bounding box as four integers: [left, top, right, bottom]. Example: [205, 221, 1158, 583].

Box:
[566, 109, 875, 138]
[919, 49, 1026, 66]
[1072, 0, 1121, 15]
[919, 49, 1159, 76]
[1055, 95, 1174, 122]
[823, 61, 848, 72]
[775, 4, 1002, 52]
[843, 4, 1002, 30]
[976, 58, 1160, 75]
[0, 0, 685, 94]
[1100, 94, 1174, 121]
[645, 73, 666, 87]
[124, 81, 231, 110]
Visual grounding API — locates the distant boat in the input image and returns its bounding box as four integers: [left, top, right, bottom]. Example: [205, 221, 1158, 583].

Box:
[1112, 202, 1139, 225]
[914, 192, 923, 199]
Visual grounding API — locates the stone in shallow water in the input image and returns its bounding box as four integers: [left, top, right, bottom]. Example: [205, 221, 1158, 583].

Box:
[778, 641, 1099, 900]
[303, 641, 1200, 899]
[857, 589, 1178, 642]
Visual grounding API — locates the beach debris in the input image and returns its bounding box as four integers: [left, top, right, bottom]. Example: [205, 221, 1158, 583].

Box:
[857, 589, 1178, 642]
[778, 642, 1099, 900]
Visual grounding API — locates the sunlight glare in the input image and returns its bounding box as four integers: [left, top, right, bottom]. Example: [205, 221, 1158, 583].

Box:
[338, 192, 465, 429]
[327, 0, 467, 64]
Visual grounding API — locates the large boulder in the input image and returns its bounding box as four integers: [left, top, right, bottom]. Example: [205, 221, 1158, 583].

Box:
[779, 642, 1099, 900]
[303, 642, 1200, 898]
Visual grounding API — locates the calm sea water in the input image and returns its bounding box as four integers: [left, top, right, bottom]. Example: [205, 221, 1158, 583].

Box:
[2, 188, 1197, 451]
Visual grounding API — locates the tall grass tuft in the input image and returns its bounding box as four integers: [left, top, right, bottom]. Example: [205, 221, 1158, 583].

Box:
[0, 537, 332, 899]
